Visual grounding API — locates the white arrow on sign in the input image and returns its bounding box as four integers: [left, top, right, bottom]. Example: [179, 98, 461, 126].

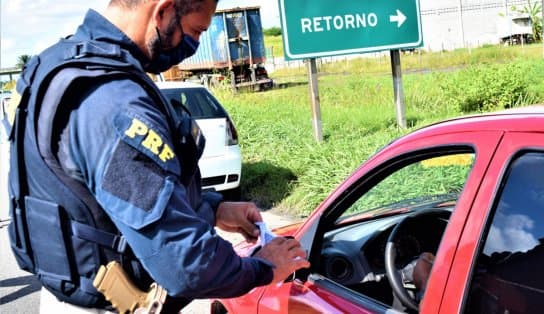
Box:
[389, 10, 407, 27]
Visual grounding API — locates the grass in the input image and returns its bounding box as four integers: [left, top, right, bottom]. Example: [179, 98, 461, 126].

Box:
[211, 42, 544, 218]
[264, 35, 544, 76]
[264, 35, 284, 61]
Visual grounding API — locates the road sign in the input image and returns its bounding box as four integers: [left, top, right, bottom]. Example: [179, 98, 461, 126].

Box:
[278, 0, 423, 60]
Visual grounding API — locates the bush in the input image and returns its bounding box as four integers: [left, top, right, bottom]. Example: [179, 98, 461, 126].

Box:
[263, 27, 282, 36]
[439, 61, 534, 112]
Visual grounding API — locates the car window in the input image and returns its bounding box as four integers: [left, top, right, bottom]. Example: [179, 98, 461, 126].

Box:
[465, 151, 544, 314]
[339, 153, 474, 221]
[315, 150, 475, 311]
[160, 87, 227, 119]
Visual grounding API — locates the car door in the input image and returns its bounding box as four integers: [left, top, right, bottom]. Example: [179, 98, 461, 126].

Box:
[257, 130, 504, 314]
[257, 276, 392, 314]
[438, 132, 544, 314]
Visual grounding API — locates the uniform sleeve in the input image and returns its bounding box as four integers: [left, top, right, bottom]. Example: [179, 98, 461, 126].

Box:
[69, 79, 273, 299]
[197, 190, 223, 225]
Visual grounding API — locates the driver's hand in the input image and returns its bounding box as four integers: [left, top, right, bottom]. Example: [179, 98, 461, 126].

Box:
[413, 252, 435, 290]
[254, 237, 311, 283]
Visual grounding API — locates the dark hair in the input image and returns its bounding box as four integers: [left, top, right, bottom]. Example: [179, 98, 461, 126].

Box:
[110, 0, 218, 12]
[174, 0, 219, 16]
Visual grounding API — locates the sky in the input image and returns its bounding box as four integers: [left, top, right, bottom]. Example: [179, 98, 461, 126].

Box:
[0, 0, 281, 69]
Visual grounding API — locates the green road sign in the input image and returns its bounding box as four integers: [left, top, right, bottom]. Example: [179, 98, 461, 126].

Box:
[278, 0, 423, 60]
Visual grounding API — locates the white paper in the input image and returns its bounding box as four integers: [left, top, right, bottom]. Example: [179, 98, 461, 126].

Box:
[255, 221, 277, 245]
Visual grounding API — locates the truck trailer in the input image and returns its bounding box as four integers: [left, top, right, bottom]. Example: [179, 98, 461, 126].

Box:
[497, 13, 533, 45]
[177, 6, 273, 91]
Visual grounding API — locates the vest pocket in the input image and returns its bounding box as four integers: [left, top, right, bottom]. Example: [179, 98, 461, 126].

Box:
[25, 196, 74, 293]
[8, 197, 35, 272]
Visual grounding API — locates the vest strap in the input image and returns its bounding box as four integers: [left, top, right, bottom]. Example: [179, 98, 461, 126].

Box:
[71, 221, 127, 254]
[68, 41, 122, 60]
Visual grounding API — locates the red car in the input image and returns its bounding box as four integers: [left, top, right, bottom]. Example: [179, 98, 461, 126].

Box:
[212, 107, 544, 314]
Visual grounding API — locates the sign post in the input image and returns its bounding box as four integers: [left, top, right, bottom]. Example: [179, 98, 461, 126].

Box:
[390, 50, 406, 128]
[307, 58, 323, 142]
[278, 0, 422, 134]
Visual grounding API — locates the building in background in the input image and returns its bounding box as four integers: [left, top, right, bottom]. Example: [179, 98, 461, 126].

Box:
[420, 0, 532, 51]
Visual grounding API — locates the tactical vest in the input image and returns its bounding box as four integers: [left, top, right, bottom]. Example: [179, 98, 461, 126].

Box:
[4, 37, 202, 308]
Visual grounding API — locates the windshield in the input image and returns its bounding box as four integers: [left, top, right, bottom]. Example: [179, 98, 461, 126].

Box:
[160, 87, 227, 119]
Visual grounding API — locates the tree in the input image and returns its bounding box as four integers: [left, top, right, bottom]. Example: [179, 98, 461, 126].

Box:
[16, 54, 32, 69]
[263, 27, 282, 36]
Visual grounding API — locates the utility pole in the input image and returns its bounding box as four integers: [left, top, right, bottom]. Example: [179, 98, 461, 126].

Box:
[458, 0, 465, 48]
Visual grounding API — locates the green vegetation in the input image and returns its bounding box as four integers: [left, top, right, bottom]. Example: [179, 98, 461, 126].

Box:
[263, 27, 282, 36]
[16, 54, 32, 69]
[343, 154, 473, 218]
[212, 43, 544, 218]
[269, 44, 541, 78]
[264, 35, 284, 61]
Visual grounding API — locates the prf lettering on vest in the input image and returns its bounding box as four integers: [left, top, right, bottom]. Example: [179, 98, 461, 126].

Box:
[125, 118, 174, 162]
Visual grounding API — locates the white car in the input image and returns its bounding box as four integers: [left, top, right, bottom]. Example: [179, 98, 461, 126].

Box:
[155, 81, 242, 197]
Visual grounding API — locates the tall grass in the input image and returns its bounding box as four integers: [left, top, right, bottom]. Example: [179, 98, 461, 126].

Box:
[213, 43, 544, 217]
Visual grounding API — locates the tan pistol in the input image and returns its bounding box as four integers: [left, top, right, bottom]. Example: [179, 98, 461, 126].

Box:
[93, 261, 167, 314]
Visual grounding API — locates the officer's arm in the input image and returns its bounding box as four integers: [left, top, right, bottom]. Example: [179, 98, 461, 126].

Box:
[73, 81, 273, 299]
[196, 188, 223, 225]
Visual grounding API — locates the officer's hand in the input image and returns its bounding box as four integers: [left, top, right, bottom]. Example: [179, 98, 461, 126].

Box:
[254, 237, 311, 283]
[215, 201, 263, 243]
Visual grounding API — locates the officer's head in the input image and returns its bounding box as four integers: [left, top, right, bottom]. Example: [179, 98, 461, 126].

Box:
[107, 0, 219, 73]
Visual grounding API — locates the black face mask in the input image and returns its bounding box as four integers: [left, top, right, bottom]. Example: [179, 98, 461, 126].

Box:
[144, 29, 200, 74]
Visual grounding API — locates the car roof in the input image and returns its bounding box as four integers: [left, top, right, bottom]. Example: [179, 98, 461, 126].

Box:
[154, 81, 205, 90]
[392, 105, 544, 147]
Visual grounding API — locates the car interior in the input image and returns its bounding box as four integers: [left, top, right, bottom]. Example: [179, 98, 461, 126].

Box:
[305, 149, 476, 313]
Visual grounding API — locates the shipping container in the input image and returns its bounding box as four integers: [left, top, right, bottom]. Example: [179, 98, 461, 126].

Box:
[496, 13, 533, 45]
[177, 6, 273, 90]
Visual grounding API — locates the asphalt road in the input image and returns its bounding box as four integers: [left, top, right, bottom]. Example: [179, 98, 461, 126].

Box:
[0, 219, 42, 313]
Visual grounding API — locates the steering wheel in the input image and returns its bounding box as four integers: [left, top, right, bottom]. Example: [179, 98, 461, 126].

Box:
[384, 209, 451, 311]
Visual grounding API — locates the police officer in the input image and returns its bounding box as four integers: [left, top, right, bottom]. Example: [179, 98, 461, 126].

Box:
[7, 0, 310, 313]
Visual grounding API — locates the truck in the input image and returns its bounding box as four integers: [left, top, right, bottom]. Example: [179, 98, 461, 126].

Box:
[497, 13, 533, 45]
[175, 6, 273, 91]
